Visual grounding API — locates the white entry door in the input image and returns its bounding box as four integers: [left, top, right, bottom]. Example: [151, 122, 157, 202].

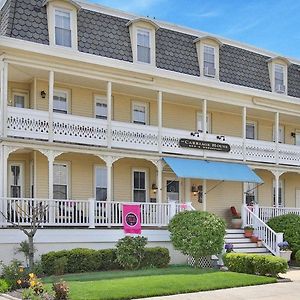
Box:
[296, 189, 300, 208]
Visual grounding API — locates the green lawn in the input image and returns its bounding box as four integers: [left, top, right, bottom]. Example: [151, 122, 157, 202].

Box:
[44, 266, 276, 300]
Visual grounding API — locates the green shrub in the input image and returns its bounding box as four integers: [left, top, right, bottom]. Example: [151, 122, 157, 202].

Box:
[168, 211, 225, 266]
[0, 279, 9, 293]
[141, 247, 170, 268]
[267, 214, 300, 253]
[295, 249, 300, 263]
[0, 259, 25, 290]
[41, 250, 69, 275]
[53, 256, 68, 275]
[224, 253, 288, 277]
[116, 236, 148, 270]
[100, 249, 119, 270]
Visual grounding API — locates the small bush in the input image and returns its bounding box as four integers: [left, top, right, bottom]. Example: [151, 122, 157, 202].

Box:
[100, 249, 119, 270]
[169, 211, 226, 266]
[41, 250, 69, 275]
[0, 259, 25, 290]
[267, 214, 300, 253]
[53, 280, 69, 300]
[141, 247, 170, 268]
[224, 253, 288, 277]
[0, 279, 9, 293]
[53, 256, 68, 275]
[295, 249, 300, 263]
[66, 248, 99, 273]
[116, 236, 148, 270]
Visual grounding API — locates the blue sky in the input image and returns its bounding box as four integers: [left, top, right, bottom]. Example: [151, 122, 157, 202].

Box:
[90, 0, 300, 59]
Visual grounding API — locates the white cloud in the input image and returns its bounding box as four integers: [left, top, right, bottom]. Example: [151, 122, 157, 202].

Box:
[188, 10, 220, 18]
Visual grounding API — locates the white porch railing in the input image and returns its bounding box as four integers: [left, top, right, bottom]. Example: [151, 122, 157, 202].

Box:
[241, 204, 283, 256]
[0, 198, 194, 228]
[7, 107, 300, 166]
[258, 206, 300, 224]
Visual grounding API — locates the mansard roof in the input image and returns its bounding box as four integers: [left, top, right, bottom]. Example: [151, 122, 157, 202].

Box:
[1, 0, 300, 99]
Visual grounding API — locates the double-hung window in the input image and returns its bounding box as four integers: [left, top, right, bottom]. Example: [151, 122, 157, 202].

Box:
[55, 9, 72, 47]
[137, 29, 151, 64]
[95, 96, 107, 120]
[133, 170, 147, 202]
[245, 182, 257, 205]
[53, 163, 68, 200]
[273, 180, 284, 207]
[203, 45, 216, 77]
[53, 90, 68, 114]
[246, 122, 256, 140]
[132, 102, 148, 125]
[13, 92, 28, 108]
[166, 180, 180, 202]
[197, 112, 211, 133]
[95, 166, 107, 201]
[274, 64, 285, 93]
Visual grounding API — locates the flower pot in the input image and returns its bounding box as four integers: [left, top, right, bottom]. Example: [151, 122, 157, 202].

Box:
[279, 250, 292, 262]
[244, 230, 253, 238]
[257, 240, 263, 247]
[231, 218, 242, 229]
[250, 236, 258, 243]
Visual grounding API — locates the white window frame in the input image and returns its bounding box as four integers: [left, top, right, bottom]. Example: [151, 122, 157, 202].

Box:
[136, 28, 152, 64]
[274, 63, 286, 94]
[165, 177, 181, 203]
[53, 162, 70, 200]
[197, 112, 211, 133]
[246, 121, 257, 140]
[132, 168, 148, 203]
[94, 165, 107, 201]
[47, 2, 78, 50]
[295, 130, 300, 146]
[94, 95, 108, 120]
[273, 179, 284, 207]
[53, 88, 70, 114]
[272, 125, 285, 143]
[203, 44, 216, 78]
[245, 182, 258, 205]
[12, 90, 29, 108]
[132, 101, 149, 125]
[8, 162, 25, 198]
[268, 60, 288, 95]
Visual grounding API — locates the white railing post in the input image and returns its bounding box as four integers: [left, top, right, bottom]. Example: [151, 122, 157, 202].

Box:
[276, 232, 284, 256]
[169, 200, 177, 222]
[88, 198, 95, 229]
[241, 204, 246, 227]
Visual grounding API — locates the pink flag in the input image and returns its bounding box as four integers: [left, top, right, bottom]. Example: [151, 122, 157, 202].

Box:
[123, 204, 142, 234]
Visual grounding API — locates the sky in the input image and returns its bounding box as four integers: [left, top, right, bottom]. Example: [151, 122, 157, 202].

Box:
[89, 0, 300, 60]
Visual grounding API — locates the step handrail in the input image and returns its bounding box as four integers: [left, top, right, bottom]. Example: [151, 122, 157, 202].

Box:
[242, 204, 283, 256]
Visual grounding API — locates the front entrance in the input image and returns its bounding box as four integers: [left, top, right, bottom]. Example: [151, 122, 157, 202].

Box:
[8, 163, 24, 198]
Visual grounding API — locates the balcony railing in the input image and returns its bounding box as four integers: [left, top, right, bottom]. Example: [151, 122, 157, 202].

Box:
[0, 197, 192, 228]
[6, 106, 300, 166]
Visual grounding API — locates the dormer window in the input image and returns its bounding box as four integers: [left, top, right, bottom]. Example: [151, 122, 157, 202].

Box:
[55, 9, 71, 47]
[274, 64, 285, 93]
[203, 45, 216, 77]
[126, 18, 159, 66]
[137, 29, 151, 64]
[194, 36, 222, 80]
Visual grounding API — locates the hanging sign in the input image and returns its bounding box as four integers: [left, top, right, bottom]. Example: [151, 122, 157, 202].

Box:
[122, 204, 142, 234]
[179, 139, 231, 152]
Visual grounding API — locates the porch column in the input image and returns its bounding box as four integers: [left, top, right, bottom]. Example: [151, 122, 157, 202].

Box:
[275, 112, 279, 165]
[157, 91, 163, 154]
[184, 178, 191, 203]
[272, 170, 283, 208]
[106, 157, 113, 202]
[0, 145, 4, 224]
[1, 146, 9, 226]
[242, 107, 247, 161]
[33, 77, 37, 109]
[48, 71, 54, 142]
[202, 99, 207, 139]
[107, 81, 112, 149]
[1, 61, 8, 138]
[202, 180, 207, 211]
[156, 159, 163, 203]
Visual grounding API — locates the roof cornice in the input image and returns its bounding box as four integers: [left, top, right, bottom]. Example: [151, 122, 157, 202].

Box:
[126, 18, 159, 30]
[193, 36, 223, 46]
[42, 0, 81, 10]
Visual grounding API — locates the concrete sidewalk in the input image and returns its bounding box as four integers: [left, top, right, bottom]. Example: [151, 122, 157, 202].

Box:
[138, 270, 300, 300]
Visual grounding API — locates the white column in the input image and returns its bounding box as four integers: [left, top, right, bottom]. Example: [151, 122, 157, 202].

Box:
[202, 99, 207, 139]
[274, 172, 280, 208]
[0, 145, 4, 224]
[202, 180, 207, 211]
[242, 107, 247, 161]
[106, 156, 113, 202]
[2, 146, 8, 226]
[184, 178, 191, 203]
[48, 71, 54, 142]
[275, 112, 279, 165]
[243, 182, 247, 205]
[33, 151, 37, 198]
[0, 62, 4, 137]
[48, 150, 55, 223]
[157, 91, 163, 154]
[107, 81, 112, 149]
[33, 77, 37, 109]
[156, 159, 163, 203]
[2, 62, 8, 138]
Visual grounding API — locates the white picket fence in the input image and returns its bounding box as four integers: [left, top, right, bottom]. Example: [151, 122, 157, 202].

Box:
[0, 198, 193, 228]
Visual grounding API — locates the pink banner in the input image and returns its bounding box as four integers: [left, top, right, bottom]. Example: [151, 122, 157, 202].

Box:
[123, 204, 142, 234]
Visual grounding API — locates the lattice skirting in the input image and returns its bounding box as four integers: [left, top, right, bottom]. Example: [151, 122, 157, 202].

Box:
[187, 255, 219, 268]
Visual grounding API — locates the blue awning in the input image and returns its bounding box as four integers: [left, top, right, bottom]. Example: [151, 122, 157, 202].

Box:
[164, 157, 263, 183]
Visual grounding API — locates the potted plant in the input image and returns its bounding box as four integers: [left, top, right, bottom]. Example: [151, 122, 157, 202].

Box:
[257, 239, 263, 247]
[278, 241, 292, 262]
[231, 215, 242, 229]
[225, 243, 234, 253]
[250, 235, 258, 243]
[244, 226, 254, 238]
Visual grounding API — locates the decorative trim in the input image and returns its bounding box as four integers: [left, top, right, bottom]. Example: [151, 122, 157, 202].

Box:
[43, 0, 81, 10]
[193, 36, 223, 46]
[126, 18, 159, 31]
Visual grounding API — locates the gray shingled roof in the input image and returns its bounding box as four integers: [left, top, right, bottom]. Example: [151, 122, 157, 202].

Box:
[0, 0, 299, 99]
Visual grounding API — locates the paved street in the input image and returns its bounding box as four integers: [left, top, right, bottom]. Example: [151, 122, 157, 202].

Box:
[138, 270, 300, 300]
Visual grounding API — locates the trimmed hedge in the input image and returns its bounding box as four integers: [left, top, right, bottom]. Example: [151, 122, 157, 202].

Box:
[223, 253, 288, 277]
[41, 247, 170, 275]
[267, 213, 300, 253]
